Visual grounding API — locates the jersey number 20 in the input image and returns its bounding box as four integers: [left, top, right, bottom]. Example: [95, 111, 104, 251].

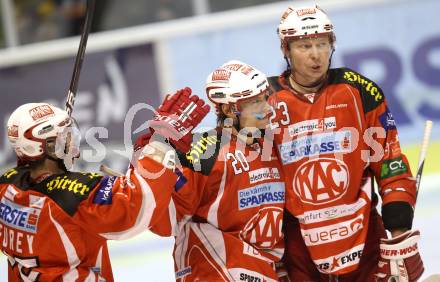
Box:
[226, 151, 249, 174]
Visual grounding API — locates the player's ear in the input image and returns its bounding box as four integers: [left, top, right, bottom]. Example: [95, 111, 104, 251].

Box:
[45, 138, 57, 159]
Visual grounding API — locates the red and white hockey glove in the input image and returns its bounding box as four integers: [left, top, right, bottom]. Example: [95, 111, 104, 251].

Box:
[376, 229, 424, 282]
[147, 87, 210, 153]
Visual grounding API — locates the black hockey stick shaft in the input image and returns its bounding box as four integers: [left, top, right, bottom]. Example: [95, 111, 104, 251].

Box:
[65, 0, 96, 117]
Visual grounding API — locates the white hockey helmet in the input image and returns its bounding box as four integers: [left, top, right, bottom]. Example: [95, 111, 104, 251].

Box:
[6, 107, 21, 149]
[205, 60, 270, 106]
[278, 4, 335, 53]
[7, 103, 80, 164]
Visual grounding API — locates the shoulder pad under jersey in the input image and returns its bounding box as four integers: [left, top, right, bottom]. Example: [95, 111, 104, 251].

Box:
[37, 172, 103, 216]
[0, 166, 31, 186]
[329, 67, 385, 113]
[1, 168, 103, 216]
[178, 129, 223, 176]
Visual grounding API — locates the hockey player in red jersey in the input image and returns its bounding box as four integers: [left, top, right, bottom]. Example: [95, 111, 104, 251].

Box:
[137, 60, 286, 281]
[0, 94, 209, 281]
[269, 4, 424, 281]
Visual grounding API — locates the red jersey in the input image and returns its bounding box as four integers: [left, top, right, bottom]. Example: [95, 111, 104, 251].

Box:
[151, 130, 285, 281]
[269, 68, 416, 275]
[0, 157, 177, 281]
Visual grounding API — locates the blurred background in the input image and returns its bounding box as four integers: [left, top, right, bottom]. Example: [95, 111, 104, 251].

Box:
[0, 0, 439, 280]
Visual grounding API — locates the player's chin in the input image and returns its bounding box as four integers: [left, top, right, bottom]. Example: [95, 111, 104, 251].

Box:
[256, 119, 270, 129]
[309, 68, 325, 77]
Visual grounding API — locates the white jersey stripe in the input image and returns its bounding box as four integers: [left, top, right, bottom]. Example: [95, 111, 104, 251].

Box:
[175, 223, 191, 271]
[168, 198, 178, 236]
[191, 223, 234, 281]
[207, 161, 227, 227]
[345, 85, 364, 131]
[100, 169, 155, 240]
[48, 204, 80, 282]
[84, 246, 104, 282]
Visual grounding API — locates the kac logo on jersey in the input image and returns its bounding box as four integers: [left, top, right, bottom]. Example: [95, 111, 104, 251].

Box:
[93, 176, 117, 205]
[379, 107, 396, 131]
[0, 197, 41, 234]
[238, 182, 285, 210]
[278, 130, 352, 164]
[240, 207, 283, 249]
[293, 158, 349, 205]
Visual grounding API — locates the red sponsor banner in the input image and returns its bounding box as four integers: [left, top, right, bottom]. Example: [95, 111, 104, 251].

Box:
[29, 105, 54, 121]
[211, 69, 231, 81]
[240, 65, 254, 76]
[296, 8, 316, 17]
[223, 63, 242, 71]
[280, 7, 294, 21]
[7, 125, 18, 138]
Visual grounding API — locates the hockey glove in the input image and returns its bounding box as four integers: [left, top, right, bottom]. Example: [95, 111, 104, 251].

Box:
[148, 87, 210, 153]
[376, 229, 424, 282]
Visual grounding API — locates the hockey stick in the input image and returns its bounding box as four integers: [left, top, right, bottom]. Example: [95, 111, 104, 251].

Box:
[422, 274, 440, 282]
[65, 0, 96, 116]
[415, 120, 433, 206]
[99, 164, 124, 177]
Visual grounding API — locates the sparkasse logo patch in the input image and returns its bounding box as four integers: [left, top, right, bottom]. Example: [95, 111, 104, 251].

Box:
[278, 130, 352, 164]
[238, 183, 285, 210]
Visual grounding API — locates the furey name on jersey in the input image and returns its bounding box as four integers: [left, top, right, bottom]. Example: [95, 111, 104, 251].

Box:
[238, 182, 285, 210]
[0, 197, 40, 254]
[279, 130, 352, 164]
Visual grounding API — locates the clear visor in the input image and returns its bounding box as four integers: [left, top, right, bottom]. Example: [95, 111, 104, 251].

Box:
[55, 119, 81, 168]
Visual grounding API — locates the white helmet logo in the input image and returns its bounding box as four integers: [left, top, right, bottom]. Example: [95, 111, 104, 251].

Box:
[29, 105, 54, 121]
